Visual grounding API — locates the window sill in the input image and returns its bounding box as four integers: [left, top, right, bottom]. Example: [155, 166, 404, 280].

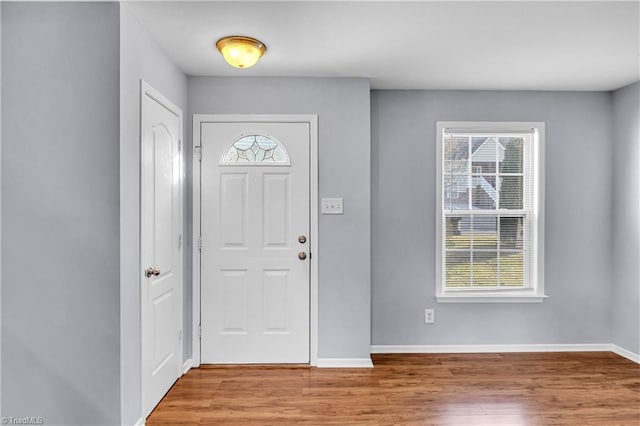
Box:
[436, 293, 548, 303]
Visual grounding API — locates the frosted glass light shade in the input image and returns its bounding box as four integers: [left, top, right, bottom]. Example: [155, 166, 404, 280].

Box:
[216, 36, 267, 69]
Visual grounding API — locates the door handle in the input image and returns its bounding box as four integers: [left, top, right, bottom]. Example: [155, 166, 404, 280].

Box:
[298, 252, 307, 260]
[145, 267, 161, 278]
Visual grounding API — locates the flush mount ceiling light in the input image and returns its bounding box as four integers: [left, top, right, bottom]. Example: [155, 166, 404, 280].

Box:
[216, 36, 267, 69]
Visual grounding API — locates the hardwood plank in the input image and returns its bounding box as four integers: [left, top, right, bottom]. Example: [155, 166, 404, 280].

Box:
[146, 352, 640, 425]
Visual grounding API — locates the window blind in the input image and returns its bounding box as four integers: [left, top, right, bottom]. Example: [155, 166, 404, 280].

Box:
[441, 130, 536, 290]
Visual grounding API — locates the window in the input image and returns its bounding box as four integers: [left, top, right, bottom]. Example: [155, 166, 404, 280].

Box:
[436, 122, 545, 303]
[221, 135, 290, 165]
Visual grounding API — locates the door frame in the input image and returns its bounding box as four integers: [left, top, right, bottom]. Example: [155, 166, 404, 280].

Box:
[140, 80, 184, 417]
[192, 114, 319, 366]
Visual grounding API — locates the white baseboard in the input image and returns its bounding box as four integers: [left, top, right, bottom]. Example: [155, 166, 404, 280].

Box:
[316, 357, 374, 368]
[611, 344, 640, 363]
[371, 343, 613, 354]
[371, 343, 639, 364]
[182, 358, 193, 375]
[132, 417, 145, 426]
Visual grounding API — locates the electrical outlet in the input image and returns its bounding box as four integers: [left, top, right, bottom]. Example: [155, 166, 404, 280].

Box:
[424, 309, 435, 324]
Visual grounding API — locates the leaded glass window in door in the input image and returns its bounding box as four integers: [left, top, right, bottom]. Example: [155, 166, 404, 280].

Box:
[220, 135, 290, 165]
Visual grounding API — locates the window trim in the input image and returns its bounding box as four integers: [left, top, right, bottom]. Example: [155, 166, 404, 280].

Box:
[435, 121, 546, 303]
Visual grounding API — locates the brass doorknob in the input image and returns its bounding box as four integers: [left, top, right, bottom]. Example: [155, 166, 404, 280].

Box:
[145, 267, 161, 278]
[298, 251, 307, 260]
[298, 235, 307, 244]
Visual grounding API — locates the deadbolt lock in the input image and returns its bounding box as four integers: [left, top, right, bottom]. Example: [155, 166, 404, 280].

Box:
[298, 235, 307, 244]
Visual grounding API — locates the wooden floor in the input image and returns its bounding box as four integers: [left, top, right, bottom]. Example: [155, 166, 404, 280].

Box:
[147, 352, 639, 425]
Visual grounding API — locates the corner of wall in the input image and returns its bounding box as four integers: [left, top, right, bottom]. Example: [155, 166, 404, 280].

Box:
[0, 1, 4, 418]
[611, 81, 640, 356]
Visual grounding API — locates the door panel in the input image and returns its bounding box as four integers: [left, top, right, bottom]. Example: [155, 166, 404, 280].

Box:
[263, 270, 289, 332]
[153, 125, 176, 272]
[263, 174, 290, 247]
[221, 269, 249, 333]
[141, 84, 183, 417]
[152, 288, 174, 372]
[200, 122, 310, 364]
[220, 173, 248, 247]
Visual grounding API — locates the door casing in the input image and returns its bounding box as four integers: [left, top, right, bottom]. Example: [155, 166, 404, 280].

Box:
[192, 114, 319, 366]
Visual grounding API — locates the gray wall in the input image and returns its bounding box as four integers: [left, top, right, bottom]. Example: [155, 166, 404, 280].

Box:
[1, 3, 121, 425]
[120, 5, 188, 425]
[371, 90, 613, 346]
[0, 2, 3, 418]
[612, 82, 640, 355]
[188, 77, 371, 359]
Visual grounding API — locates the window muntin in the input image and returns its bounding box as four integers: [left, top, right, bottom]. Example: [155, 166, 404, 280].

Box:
[437, 123, 544, 302]
[220, 135, 290, 165]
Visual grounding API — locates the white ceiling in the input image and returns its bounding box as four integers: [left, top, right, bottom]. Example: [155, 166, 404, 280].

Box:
[125, 1, 640, 91]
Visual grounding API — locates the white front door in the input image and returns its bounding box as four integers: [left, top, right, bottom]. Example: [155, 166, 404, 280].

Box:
[200, 121, 310, 364]
[140, 82, 183, 416]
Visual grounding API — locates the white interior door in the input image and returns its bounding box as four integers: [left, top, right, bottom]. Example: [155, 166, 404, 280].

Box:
[200, 121, 310, 364]
[141, 82, 183, 416]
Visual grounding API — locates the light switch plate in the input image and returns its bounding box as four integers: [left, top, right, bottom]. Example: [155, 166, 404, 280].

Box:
[321, 198, 343, 214]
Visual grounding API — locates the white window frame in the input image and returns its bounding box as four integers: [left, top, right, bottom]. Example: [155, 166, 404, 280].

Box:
[435, 121, 546, 303]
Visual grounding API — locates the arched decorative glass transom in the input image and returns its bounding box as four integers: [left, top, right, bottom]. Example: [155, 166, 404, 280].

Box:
[220, 135, 290, 165]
